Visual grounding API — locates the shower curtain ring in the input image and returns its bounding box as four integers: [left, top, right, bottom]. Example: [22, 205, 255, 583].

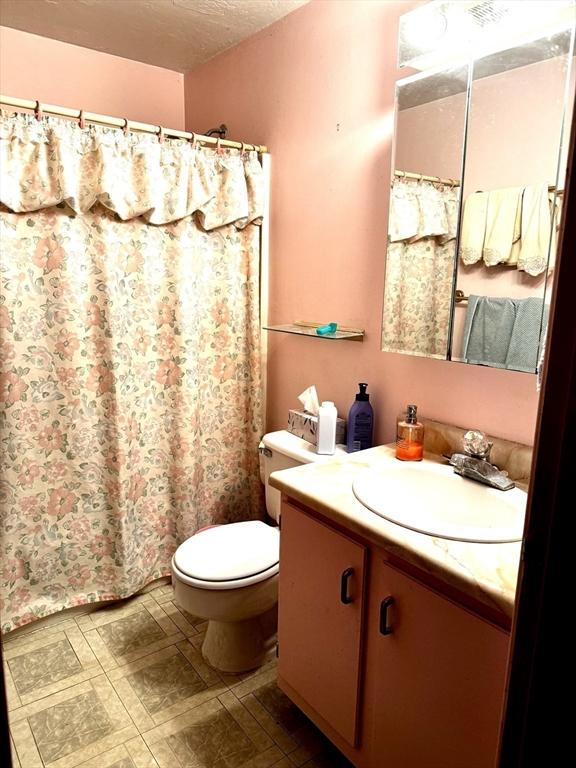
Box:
[122, 118, 130, 135]
[157, 125, 165, 143]
[216, 137, 222, 154]
[189, 132, 196, 148]
[34, 101, 43, 121]
[78, 109, 86, 129]
[240, 142, 246, 156]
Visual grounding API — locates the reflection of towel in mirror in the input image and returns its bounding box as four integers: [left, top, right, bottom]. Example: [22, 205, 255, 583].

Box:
[518, 184, 552, 276]
[482, 187, 523, 266]
[459, 191, 488, 264]
[506, 298, 549, 373]
[461, 296, 516, 368]
[462, 295, 546, 372]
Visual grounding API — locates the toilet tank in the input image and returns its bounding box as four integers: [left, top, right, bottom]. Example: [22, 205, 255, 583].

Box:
[260, 430, 347, 523]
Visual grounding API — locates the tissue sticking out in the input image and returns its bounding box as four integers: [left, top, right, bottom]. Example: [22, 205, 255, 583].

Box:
[288, 385, 346, 446]
[298, 385, 320, 416]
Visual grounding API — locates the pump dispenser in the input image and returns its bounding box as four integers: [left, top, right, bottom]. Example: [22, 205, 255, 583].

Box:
[396, 404, 424, 461]
[346, 383, 374, 452]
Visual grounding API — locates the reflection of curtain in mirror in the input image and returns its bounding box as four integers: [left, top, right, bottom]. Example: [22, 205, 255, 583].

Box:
[382, 179, 459, 359]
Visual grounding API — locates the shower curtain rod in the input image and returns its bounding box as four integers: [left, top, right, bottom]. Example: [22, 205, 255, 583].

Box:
[394, 169, 460, 186]
[0, 94, 269, 154]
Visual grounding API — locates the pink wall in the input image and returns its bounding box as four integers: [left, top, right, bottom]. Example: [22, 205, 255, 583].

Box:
[396, 92, 467, 180]
[0, 26, 184, 128]
[184, 0, 541, 446]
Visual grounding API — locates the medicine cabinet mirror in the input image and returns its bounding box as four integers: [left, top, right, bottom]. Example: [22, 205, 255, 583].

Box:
[381, 2, 575, 373]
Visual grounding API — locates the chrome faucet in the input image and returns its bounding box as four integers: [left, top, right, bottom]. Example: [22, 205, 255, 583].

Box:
[446, 430, 515, 491]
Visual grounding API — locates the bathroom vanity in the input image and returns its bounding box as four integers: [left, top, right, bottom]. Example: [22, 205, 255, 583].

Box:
[270, 446, 523, 768]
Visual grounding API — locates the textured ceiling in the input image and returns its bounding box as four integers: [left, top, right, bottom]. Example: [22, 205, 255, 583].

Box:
[0, 0, 309, 72]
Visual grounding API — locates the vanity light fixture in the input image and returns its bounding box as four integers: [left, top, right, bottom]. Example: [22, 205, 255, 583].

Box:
[399, 0, 575, 71]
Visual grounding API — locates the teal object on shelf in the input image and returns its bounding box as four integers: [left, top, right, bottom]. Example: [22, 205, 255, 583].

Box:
[316, 322, 338, 336]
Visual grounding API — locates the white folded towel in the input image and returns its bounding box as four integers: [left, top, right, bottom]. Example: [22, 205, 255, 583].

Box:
[483, 187, 523, 266]
[518, 183, 552, 276]
[459, 191, 488, 265]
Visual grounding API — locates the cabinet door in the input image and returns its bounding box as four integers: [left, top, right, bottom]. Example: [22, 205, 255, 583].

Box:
[363, 557, 509, 768]
[278, 501, 366, 746]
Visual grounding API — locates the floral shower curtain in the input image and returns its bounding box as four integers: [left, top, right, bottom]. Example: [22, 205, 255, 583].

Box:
[382, 178, 460, 358]
[0, 112, 264, 633]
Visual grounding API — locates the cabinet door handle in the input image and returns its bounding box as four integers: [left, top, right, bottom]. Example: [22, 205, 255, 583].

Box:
[340, 567, 354, 604]
[379, 596, 394, 635]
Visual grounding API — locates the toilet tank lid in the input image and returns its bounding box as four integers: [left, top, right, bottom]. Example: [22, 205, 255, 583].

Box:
[262, 430, 347, 464]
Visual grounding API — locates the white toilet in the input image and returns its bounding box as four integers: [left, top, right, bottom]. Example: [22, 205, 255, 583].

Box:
[171, 430, 346, 673]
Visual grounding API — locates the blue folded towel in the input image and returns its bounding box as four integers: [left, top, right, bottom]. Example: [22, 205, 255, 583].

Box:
[461, 295, 547, 372]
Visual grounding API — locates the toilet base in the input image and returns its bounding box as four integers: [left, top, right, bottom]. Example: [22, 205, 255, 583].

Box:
[202, 605, 278, 673]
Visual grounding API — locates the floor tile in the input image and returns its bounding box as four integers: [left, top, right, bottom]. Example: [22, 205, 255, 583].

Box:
[108, 644, 226, 731]
[10, 735, 21, 768]
[156, 601, 198, 636]
[128, 649, 206, 714]
[176, 640, 222, 687]
[3, 618, 80, 651]
[221, 661, 278, 697]
[218, 690, 274, 752]
[4, 623, 101, 707]
[144, 584, 173, 603]
[29, 688, 114, 763]
[79, 595, 155, 632]
[106, 759, 134, 768]
[167, 599, 204, 626]
[10, 675, 138, 768]
[3, 659, 22, 711]
[8, 637, 82, 696]
[144, 697, 282, 768]
[87, 606, 184, 669]
[4, 592, 350, 768]
[75, 740, 156, 768]
[254, 682, 309, 735]
[98, 611, 166, 657]
[169, 707, 257, 766]
[236, 675, 350, 767]
[239, 693, 298, 754]
[143, 601, 181, 637]
[125, 735, 161, 768]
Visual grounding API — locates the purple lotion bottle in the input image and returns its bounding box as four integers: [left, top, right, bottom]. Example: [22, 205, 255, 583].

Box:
[346, 383, 374, 452]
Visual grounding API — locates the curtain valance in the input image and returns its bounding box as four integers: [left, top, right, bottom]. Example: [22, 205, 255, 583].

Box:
[388, 179, 459, 244]
[0, 111, 264, 228]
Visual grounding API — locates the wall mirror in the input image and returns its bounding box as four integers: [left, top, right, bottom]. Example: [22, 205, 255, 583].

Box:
[382, 2, 575, 373]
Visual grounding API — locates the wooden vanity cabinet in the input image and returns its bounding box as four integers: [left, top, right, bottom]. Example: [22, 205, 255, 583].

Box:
[277, 500, 366, 748]
[362, 554, 509, 768]
[277, 498, 510, 768]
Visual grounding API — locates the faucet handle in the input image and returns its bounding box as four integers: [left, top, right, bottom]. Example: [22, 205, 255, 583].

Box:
[462, 429, 493, 461]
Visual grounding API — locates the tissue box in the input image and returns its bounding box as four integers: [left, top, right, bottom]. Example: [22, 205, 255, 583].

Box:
[288, 409, 346, 446]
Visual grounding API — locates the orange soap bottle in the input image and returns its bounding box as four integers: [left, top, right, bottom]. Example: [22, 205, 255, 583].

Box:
[396, 404, 424, 461]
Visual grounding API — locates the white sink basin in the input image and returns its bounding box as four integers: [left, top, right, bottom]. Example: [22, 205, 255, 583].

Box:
[352, 460, 527, 543]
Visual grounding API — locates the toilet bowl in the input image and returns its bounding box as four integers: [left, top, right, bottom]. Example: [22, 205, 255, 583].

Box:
[171, 430, 346, 673]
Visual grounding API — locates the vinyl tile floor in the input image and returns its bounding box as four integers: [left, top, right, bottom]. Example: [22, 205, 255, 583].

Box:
[3, 581, 353, 768]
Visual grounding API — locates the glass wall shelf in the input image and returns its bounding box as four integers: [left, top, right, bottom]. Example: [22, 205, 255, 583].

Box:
[263, 321, 364, 341]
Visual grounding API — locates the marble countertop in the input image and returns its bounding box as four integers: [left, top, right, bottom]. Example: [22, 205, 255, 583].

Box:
[270, 445, 522, 625]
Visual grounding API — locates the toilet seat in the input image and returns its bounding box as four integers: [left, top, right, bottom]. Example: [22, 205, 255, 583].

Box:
[172, 520, 279, 590]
